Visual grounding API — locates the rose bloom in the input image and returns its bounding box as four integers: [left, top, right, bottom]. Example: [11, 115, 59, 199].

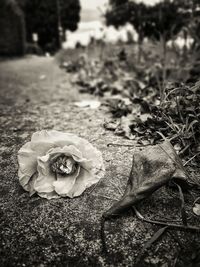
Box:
[18, 130, 105, 199]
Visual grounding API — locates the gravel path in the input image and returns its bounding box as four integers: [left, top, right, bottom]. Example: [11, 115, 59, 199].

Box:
[0, 56, 199, 267]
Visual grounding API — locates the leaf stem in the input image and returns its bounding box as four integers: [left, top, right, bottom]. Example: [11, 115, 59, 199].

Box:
[133, 207, 200, 232]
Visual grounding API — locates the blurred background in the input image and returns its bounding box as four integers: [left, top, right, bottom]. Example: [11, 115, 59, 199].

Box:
[0, 0, 198, 56]
[1, 0, 200, 84]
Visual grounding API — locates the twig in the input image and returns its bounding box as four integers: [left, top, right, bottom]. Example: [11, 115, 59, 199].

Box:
[165, 87, 188, 99]
[194, 197, 200, 204]
[107, 143, 151, 148]
[178, 143, 191, 156]
[107, 143, 136, 147]
[133, 207, 200, 232]
[173, 181, 188, 226]
[152, 217, 182, 223]
[183, 152, 200, 166]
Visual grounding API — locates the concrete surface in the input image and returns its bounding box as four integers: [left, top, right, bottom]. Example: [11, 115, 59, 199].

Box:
[0, 56, 199, 267]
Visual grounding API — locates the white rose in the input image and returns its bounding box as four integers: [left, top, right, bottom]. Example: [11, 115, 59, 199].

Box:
[18, 130, 105, 199]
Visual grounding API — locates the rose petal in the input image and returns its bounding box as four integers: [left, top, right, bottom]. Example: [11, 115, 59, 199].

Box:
[68, 167, 99, 198]
[34, 154, 56, 194]
[31, 130, 77, 148]
[30, 141, 56, 156]
[77, 142, 105, 179]
[48, 145, 83, 160]
[47, 145, 104, 198]
[18, 142, 37, 190]
[30, 130, 104, 168]
[47, 145, 93, 171]
[38, 191, 61, 200]
[31, 130, 99, 161]
[53, 166, 80, 197]
[27, 173, 38, 196]
[30, 130, 71, 156]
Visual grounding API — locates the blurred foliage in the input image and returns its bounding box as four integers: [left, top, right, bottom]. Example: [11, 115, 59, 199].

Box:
[58, 40, 200, 164]
[24, 0, 81, 52]
[106, 0, 200, 46]
[0, 0, 24, 13]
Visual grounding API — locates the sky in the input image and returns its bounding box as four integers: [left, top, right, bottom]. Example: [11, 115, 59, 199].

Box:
[80, 0, 161, 10]
[81, 0, 108, 11]
[80, 0, 162, 22]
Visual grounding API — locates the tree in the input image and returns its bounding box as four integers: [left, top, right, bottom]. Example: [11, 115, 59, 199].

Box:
[24, 0, 81, 51]
[105, 0, 186, 63]
[105, 1, 151, 62]
[105, 0, 188, 100]
[145, 1, 185, 41]
[106, 0, 185, 43]
[105, 0, 130, 28]
[0, 0, 26, 56]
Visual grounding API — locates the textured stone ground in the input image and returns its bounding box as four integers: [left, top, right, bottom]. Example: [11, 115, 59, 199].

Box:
[0, 56, 199, 267]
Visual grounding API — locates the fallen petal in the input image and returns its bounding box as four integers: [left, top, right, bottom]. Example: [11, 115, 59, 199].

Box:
[38, 191, 61, 200]
[193, 203, 200, 216]
[67, 167, 96, 198]
[18, 142, 37, 190]
[53, 166, 80, 197]
[74, 100, 101, 109]
[34, 154, 56, 194]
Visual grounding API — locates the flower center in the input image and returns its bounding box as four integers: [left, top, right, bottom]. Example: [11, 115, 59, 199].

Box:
[50, 155, 77, 176]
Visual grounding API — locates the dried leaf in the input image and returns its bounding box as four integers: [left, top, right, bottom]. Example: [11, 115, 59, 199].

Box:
[104, 140, 188, 218]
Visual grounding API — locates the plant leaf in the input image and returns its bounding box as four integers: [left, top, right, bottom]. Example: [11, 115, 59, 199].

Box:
[173, 182, 188, 226]
[143, 226, 168, 251]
